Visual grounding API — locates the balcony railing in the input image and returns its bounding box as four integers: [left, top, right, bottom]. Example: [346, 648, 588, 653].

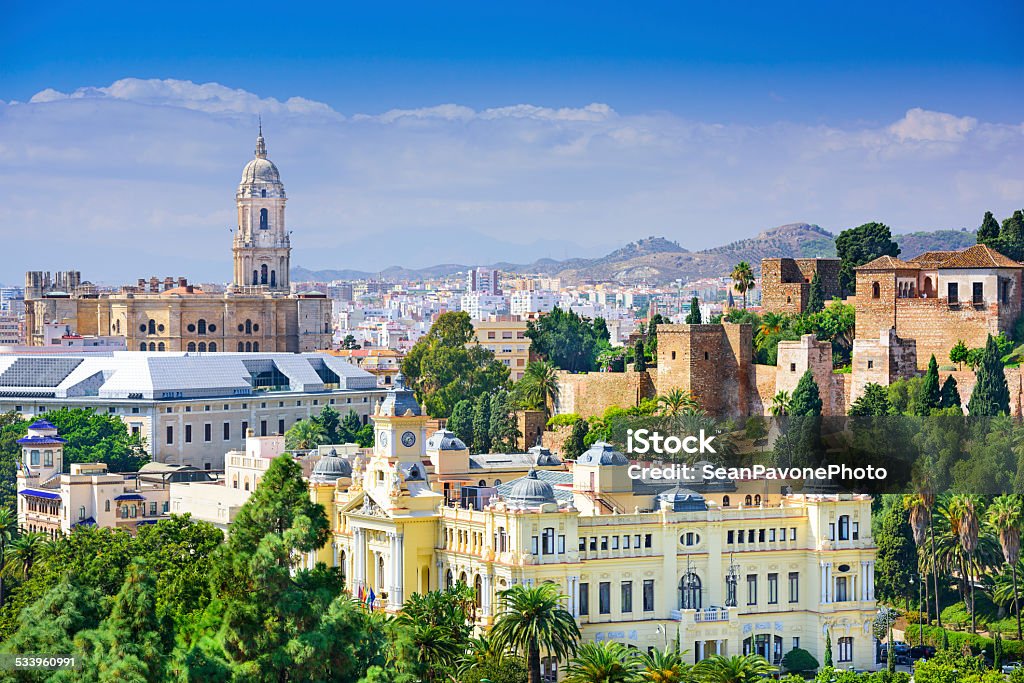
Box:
[669, 607, 731, 623]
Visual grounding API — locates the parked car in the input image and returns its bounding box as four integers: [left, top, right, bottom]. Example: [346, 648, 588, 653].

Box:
[910, 645, 936, 660]
[894, 654, 913, 666]
[1003, 662, 1022, 674]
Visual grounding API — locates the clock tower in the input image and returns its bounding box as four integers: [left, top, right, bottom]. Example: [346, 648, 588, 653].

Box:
[372, 373, 429, 464]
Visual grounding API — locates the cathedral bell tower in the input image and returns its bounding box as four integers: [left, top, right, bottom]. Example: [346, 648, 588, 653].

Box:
[232, 124, 290, 291]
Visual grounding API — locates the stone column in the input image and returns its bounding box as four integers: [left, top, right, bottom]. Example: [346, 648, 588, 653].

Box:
[698, 641, 705, 661]
[387, 532, 397, 599]
[395, 534, 405, 606]
[820, 563, 826, 603]
[482, 574, 493, 617]
[569, 576, 579, 617]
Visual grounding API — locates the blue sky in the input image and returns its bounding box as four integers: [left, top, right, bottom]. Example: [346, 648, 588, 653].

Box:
[0, 1, 1022, 283]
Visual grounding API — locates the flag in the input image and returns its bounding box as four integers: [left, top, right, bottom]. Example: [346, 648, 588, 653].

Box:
[367, 588, 376, 608]
[357, 585, 364, 603]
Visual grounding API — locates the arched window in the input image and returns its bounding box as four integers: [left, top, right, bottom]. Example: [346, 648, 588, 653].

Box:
[722, 495, 731, 508]
[446, 569, 453, 589]
[474, 575, 483, 608]
[245, 319, 252, 335]
[148, 319, 156, 335]
[149, 342, 156, 351]
[209, 342, 217, 352]
[139, 342, 146, 351]
[30, 450, 40, 466]
[130, 505, 137, 518]
[105, 500, 110, 512]
[197, 319, 206, 335]
[459, 571, 468, 586]
[238, 342, 244, 351]
[478, 479, 487, 487]
[259, 208, 269, 229]
[253, 342, 259, 352]
[838, 515, 850, 541]
[198, 342, 207, 352]
[244, 478, 250, 491]
[754, 494, 761, 506]
[270, 270, 276, 287]
[157, 342, 165, 351]
[245, 342, 252, 352]
[744, 495, 752, 506]
[260, 264, 268, 284]
[253, 270, 259, 285]
[679, 573, 702, 610]
[187, 342, 196, 352]
[871, 282, 880, 299]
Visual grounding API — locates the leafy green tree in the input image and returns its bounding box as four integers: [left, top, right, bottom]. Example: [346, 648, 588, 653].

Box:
[814, 299, 856, 364]
[593, 317, 611, 344]
[525, 307, 605, 373]
[563, 418, 589, 459]
[685, 297, 702, 324]
[74, 559, 173, 682]
[849, 383, 894, 416]
[789, 370, 823, 417]
[824, 631, 832, 667]
[634, 339, 647, 372]
[780, 648, 817, 675]
[564, 641, 639, 683]
[770, 390, 791, 417]
[0, 507, 16, 607]
[313, 405, 341, 443]
[949, 340, 969, 370]
[1002, 210, 1024, 244]
[807, 271, 825, 314]
[657, 388, 699, 417]
[394, 589, 474, 683]
[978, 210, 1001, 243]
[460, 653, 528, 683]
[988, 494, 1024, 639]
[285, 417, 327, 450]
[469, 393, 492, 453]
[341, 334, 361, 350]
[402, 311, 510, 417]
[920, 355, 941, 416]
[517, 361, 561, 420]
[967, 335, 1010, 416]
[354, 424, 374, 448]
[875, 503, 917, 607]
[489, 389, 520, 454]
[447, 400, 474, 448]
[340, 409, 364, 443]
[490, 583, 580, 683]
[835, 222, 900, 295]
[939, 376, 962, 410]
[645, 314, 669, 358]
[692, 654, 776, 682]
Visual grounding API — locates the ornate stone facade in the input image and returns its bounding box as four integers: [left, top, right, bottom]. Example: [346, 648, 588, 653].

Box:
[23, 129, 332, 352]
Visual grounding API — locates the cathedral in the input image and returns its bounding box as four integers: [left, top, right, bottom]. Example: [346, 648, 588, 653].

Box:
[23, 128, 333, 352]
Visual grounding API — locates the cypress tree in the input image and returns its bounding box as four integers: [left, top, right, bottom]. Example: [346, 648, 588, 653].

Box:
[488, 389, 520, 453]
[685, 297, 702, 324]
[824, 630, 833, 667]
[939, 376, 962, 410]
[634, 339, 647, 372]
[874, 504, 916, 605]
[807, 271, 825, 313]
[994, 631, 1004, 669]
[789, 370, 823, 417]
[978, 210, 1000, 243]
[563, 419, 589, 459]
[472, 393, 492, 454]
[919, 355, 941, 415]
[447, 399, 474, 448]
[967, 335, 1010, 416]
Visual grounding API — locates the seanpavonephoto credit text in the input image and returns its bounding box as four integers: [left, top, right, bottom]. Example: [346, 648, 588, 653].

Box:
[626, 463, 890, 483]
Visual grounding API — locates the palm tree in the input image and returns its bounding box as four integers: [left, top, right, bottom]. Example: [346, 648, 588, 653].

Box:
[657, 388, 699, 417]
[284, 418, 326, 450]
[520, 361, 561, 421]
[904, 492, 932, 627]
[4, 531, 48, 580]
[730, 262, 755, 310]
[490, 583, 580, 683]
[564, 641, 639, 683]
[692, 653, 776, 682]
[769, 391, 791, 417]
[948, 494, 982, 633]
[988, 494, 1024, 639]
[0, 508, 16, 606]
[637, 646, 691, 683]
[758, 312, 785, 337]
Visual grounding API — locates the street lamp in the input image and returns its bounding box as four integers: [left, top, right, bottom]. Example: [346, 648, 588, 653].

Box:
[915, 573, 924, 646]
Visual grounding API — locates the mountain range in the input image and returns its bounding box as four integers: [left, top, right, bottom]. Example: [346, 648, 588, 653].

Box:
[291, 223, 979, 285]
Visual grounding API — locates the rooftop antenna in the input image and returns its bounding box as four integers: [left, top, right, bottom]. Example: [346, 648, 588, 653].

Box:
[258, 114, 262, 136]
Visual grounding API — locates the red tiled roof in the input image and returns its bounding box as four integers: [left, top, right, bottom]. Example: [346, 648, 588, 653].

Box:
[855, 255, 919, 271]
[934, 244, 1021, 269]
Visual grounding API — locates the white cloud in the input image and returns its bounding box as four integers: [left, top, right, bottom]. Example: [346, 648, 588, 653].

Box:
[0, 78, 1022, 284]
[889, 107, 977, 143]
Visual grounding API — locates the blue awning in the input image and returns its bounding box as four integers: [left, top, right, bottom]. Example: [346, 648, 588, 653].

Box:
[18, 489, 60, 500]
[136, 519, 159, 525]
[114, 493, 145, 501]
[72, 516, 96, 527]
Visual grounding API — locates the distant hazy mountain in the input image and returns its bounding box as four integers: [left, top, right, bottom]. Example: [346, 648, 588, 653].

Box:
[292, 224, 979, 285]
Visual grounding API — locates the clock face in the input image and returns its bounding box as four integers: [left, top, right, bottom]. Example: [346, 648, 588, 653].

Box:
[378, 431, 388, 447]
[401, 431, 416, 448]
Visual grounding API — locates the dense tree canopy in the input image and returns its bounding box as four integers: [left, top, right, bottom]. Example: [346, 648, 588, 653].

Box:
[526, 307, 610, 373]
[835, 222, 900, 295]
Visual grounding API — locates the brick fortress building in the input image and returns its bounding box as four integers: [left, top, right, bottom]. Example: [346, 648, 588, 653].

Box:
[760, 258, 842, 315]
[23, 127, 333, 353]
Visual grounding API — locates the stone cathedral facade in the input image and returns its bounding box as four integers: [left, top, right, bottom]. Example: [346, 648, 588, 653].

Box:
[24, 129, 332, 353]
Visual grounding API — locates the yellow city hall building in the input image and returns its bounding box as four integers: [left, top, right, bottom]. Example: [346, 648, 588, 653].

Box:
[308, 378, 879, 673]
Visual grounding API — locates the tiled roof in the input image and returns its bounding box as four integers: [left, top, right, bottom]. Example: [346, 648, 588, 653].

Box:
[935, 244, 1021, 269]
[906, 251, 957, 268]
[855, 255, 918, 271]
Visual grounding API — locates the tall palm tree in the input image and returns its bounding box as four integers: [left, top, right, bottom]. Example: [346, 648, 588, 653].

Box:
[904, 493, 932, 627]
[4, 531, 48, 580]
[943, 495, 988, 633]
[637, 646, 691, 683]
[758, 312, 785, 337]
[769, 391, 791, 417]
[490, 583, 580, 683]
[657, 388, 699, 417]
[988, 494, 1024, 639]
[284, 418, 326, 450]
[692, 653, 776, 682]
[564, 641, 639, 683]
[0, 508, 17, 607]
[730, 262, 755, 310]
[520, 361, 561, 421]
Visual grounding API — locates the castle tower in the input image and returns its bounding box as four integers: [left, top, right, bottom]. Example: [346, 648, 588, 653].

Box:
[16, 419, 66, 488]
[232, 124, 290, 291]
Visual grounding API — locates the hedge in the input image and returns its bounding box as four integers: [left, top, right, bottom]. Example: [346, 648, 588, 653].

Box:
[905, 624, 1024, 660]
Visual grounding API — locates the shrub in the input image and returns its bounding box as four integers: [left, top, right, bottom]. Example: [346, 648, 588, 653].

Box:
[546, 413, 581, 429]
[782, 647, 819, 674]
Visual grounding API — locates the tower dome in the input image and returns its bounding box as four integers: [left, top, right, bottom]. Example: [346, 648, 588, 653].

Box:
[238, 124, 284, 193]
[505, 469, 557, 508]
[310, 448, 352, 483]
